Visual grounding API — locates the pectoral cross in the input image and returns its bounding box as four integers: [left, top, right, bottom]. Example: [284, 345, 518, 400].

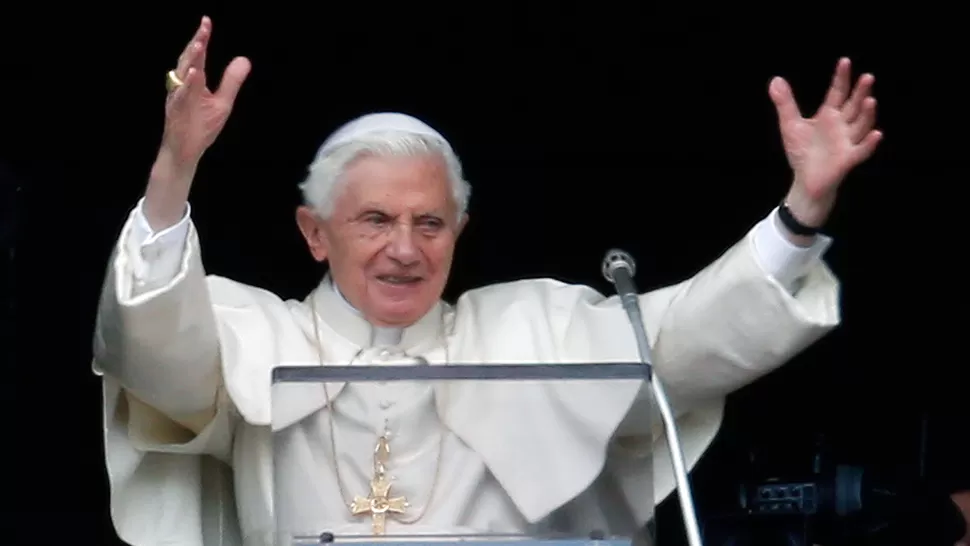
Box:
[349, 434, 409, 535]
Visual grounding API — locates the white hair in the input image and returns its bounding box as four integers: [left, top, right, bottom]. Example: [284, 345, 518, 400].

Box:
[299, 130, 471, 222]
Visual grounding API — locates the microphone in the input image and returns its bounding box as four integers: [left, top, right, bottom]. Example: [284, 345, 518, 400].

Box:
[601, 250, 653, 377]
[602, 248, 705, 546]
[601, 249, 639, 305]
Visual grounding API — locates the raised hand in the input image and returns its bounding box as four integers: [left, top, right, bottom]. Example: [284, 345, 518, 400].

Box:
[145, 16, 251, 229]
[163, 16, 251, 167]
[768, 58, 883, 227]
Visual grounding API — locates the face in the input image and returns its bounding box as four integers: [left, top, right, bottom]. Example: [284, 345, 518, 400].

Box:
[296, 154, 467, 327]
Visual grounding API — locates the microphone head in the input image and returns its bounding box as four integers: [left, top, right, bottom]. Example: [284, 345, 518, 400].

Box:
[602, 248, 636, 282]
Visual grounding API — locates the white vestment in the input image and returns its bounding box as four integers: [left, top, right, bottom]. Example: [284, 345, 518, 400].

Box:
[92, 200, 839, 546]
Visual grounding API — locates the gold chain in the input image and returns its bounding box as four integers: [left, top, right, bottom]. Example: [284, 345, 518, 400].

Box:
[310, 292, 447, 527]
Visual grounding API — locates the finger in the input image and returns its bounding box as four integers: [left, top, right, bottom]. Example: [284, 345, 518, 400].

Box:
[215, 57, 252, 107]
[768, 77, 803, 125]
[176, 41, 204, 81]
[849, 98, 877, 142]
[197, 40, 208, 81]
[849, 129, 883, 165]
[167, 67, 203, 109]
[842, 74, 874, 123]
[175, 16, 212, 79]
[196, 16, 211, 78]
[822, 57, 852, 109]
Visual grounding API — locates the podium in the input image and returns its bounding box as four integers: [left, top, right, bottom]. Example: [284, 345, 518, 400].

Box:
[270, 361, 657, 546]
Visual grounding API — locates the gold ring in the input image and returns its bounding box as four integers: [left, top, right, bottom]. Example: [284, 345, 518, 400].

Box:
[165, 70, 184, 93]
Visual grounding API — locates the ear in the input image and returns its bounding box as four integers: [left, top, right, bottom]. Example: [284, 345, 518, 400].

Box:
[295, 206, 329, 262]
[455, 213, 469, 239]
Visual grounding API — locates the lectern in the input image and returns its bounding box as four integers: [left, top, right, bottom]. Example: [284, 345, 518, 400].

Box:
[271, 362, 657, 546]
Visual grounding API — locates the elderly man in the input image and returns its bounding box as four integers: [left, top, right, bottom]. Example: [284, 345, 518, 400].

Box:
[92, 16, 881, 546]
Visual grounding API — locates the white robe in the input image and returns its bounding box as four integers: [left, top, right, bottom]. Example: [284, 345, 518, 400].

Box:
[92, 200, 839, 546]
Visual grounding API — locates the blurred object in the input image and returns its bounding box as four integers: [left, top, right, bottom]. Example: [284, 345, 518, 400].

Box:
[702, 434, 966, 546]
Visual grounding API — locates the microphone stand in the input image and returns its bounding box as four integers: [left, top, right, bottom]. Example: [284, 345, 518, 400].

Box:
[602, 250, 705, 546]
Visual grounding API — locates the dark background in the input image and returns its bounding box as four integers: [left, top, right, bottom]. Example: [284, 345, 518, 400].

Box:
[0, 3, 961, 545]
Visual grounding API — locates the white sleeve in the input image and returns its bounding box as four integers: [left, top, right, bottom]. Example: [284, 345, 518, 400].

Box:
[751, 207, 833, 293]
[126, 197, 192, 295]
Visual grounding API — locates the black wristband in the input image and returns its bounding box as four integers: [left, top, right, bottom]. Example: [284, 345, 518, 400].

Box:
[777, 203, 820, 236]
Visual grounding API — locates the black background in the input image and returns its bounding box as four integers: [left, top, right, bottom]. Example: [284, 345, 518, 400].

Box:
[0, 3, 961, 545]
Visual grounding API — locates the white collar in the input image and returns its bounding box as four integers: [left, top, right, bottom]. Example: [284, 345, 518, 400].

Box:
[312, 274, 442, 350]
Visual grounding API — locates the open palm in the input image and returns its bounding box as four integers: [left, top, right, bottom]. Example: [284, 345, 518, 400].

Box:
[769, 58, 882, 201]
[164, 17, 251, 166]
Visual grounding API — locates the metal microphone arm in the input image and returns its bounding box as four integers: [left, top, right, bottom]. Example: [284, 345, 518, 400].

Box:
[602, 250, 705, 546]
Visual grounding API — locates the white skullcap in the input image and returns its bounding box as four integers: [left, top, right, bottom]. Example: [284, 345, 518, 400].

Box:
[317, 112, 451, 157]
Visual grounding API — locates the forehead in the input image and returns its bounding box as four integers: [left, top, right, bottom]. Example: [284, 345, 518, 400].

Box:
[337, 154, 453, 212]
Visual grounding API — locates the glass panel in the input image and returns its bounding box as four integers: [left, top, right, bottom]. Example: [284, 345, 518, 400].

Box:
[271, 362, 655, 546]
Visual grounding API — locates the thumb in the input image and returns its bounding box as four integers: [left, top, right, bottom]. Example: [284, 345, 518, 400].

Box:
[768, 76, 802, 125]
[215, 56, 252, 106]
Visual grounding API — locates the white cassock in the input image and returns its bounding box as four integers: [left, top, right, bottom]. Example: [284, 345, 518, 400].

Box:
[92, 198, 839, 546]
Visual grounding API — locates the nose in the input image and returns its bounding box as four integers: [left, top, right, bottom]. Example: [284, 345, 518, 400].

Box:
[386, 223, 420, 265]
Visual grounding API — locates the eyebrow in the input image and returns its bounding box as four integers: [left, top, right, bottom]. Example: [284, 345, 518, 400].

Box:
[354, 207, 445, 219]
[356, 208, 387, 217]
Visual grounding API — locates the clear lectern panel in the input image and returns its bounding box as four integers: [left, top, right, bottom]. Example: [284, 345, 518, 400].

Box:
[271, 362, 656, 546]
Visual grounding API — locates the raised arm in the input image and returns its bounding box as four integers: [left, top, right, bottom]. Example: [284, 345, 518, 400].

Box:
[554, 58, 882, 428]
[93, 16, 251, 433]
[655, 57, 882, 402]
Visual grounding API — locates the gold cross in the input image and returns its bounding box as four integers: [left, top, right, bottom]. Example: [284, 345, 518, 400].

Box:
[349, 435, 409, 535]
[350, 473, 409, 535]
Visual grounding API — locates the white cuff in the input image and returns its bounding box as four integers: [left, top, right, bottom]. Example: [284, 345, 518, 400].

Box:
[124, 198, 192, 290]
[752, 207, 832, 293]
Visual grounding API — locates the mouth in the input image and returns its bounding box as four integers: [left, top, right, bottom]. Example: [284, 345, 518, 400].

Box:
[376, 274, 424, 286]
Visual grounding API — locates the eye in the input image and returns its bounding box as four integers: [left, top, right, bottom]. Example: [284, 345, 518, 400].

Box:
[363, 212, 391, 226]
[418, 216, 444, 231]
